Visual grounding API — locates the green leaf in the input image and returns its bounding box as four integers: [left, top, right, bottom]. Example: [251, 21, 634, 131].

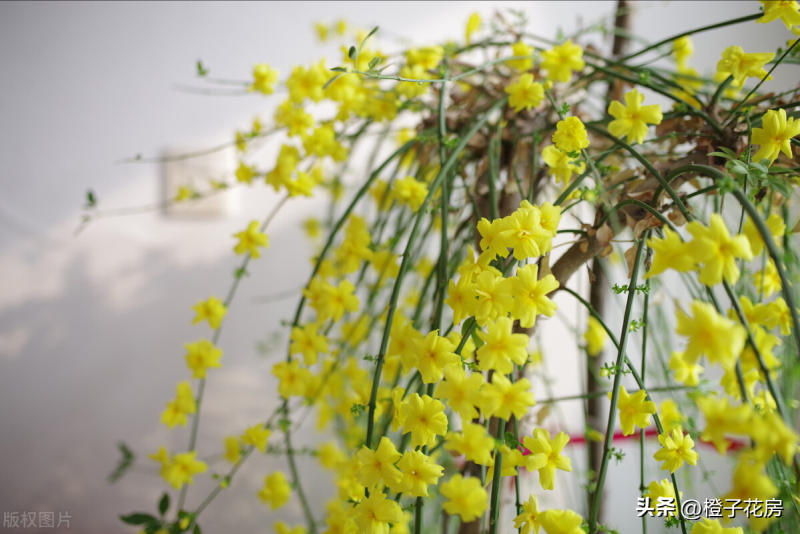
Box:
[193, 525, 203, 534]
[348, 46, 357, 61]
[323, 74, 345, 90]
[330, 66, 348, 73]
[708, 151, 733, 160]
[196, 60, 209, 77]
[368, 56, 381, 70]
[365, 26, 380, 40]
[119, 513, 157, 526]
[470, 327, 484, 350]
[158, 493, 170, 516]
[108, 442, 135, 484]
[85, 189, 96, 208]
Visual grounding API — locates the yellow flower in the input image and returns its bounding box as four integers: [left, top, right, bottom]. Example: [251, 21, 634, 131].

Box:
[607, 89, 663, 145]
[184, 339, 222, 379]
[414, 330, 459, 384]
[476, 316, 530, 373]
[672, 36, 694, 68]
[160, 381, 196, 428]
[510, 264, 559, 328]
[477, 217, 510, 258]
[505, 74, 545, 112]
[289, 323, 328, 365]
[465, 13, 481, 45]
[394, 450, 444, 497]
[752, 108, 800, 164]
[749, 411, 799, 465]
[753, 260, 782, 297]
[266, 144, 301, 192]
[473, 270, 514, 326]
[235, 161, 257, 184]
[669, 351, 704, 386]
[191, 296, 227, 330]
[434, 365, 484, 420]
[552, 116, 589, 153]
[644, 479, 682, 517]
[645, 228, 697, 278]
[286, 61, 328, 103]
[241, 424, 271, 453]
[743, 213, 785, 256]
[233, 220, 269, 258]
[523, 428, 572, 491]
[444, 422, 495, 465]
[721, 455, 778, 532]
[401, 393, 448, 448]
[686, 214, 753, 286]
[616, 386, 657, 436]
[537, 509, 584, 534]
[697, 396, 752, 454]
[272, 359, 313, 399]
[274, 522, 306, 534]
[405, 46, 444, 70]
[302, 124, 347, 162]
[392, 176, 428, 212]
[756, 1, 800, 28]
[353, 491, 404, 534]
[274, 100, 314, 137]
[513, 495, 541, 534]
[223, 436, 242, 464]
[480, 374, 536, 421]
[658, 399, 684, 434]
[445, 275, 478, 326]
[356, 436, 402, 489]
[440, 474, 487, 522]
[541, 40, 585, 82]
[690, 518, 744, 534]
[583, 316, 608, 357]
[542, 145, 585, 184]
[499, 205, 551, 260]
[716, 46, 774, 86]
[250, 64, 279, 95]
[174, 185, 194, 202]
[653, 426, 699, 473]
[258, 472, 291, 509]
[160, 451, 207, 490]
[508, 41, 534, 71]
[676, 300, 746, 366]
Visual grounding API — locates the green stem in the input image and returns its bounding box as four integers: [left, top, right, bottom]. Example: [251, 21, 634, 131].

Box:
[586, 126, 693, 221]
[619, 13, 761, 62]
[365, 98, 509, 449]
[488, 419, 506, 534]
[588, 236, 646, 534]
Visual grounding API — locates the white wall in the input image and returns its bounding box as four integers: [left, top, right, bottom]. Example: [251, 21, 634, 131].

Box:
[0, 2, 794, 533]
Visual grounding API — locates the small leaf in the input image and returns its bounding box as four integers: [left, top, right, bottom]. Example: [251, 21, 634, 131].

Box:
[323, 74, 345, 90]
[158, 493, 170, 516]
[196, 60, 209, 77]
[708, 151, 732, 159]
[85, 189, 96, 208]
[365, 26, 380, 40]
[348, 46, 357, 60]
[119, 513, 157, 526]
[330, 66, 348, 73]
[193, 525, 203, 534]
[108, 442, 135, 484]
[368, 56, 381, 69]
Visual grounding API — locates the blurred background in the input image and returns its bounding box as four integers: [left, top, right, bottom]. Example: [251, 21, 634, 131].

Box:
[0, 2, 795, 533]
